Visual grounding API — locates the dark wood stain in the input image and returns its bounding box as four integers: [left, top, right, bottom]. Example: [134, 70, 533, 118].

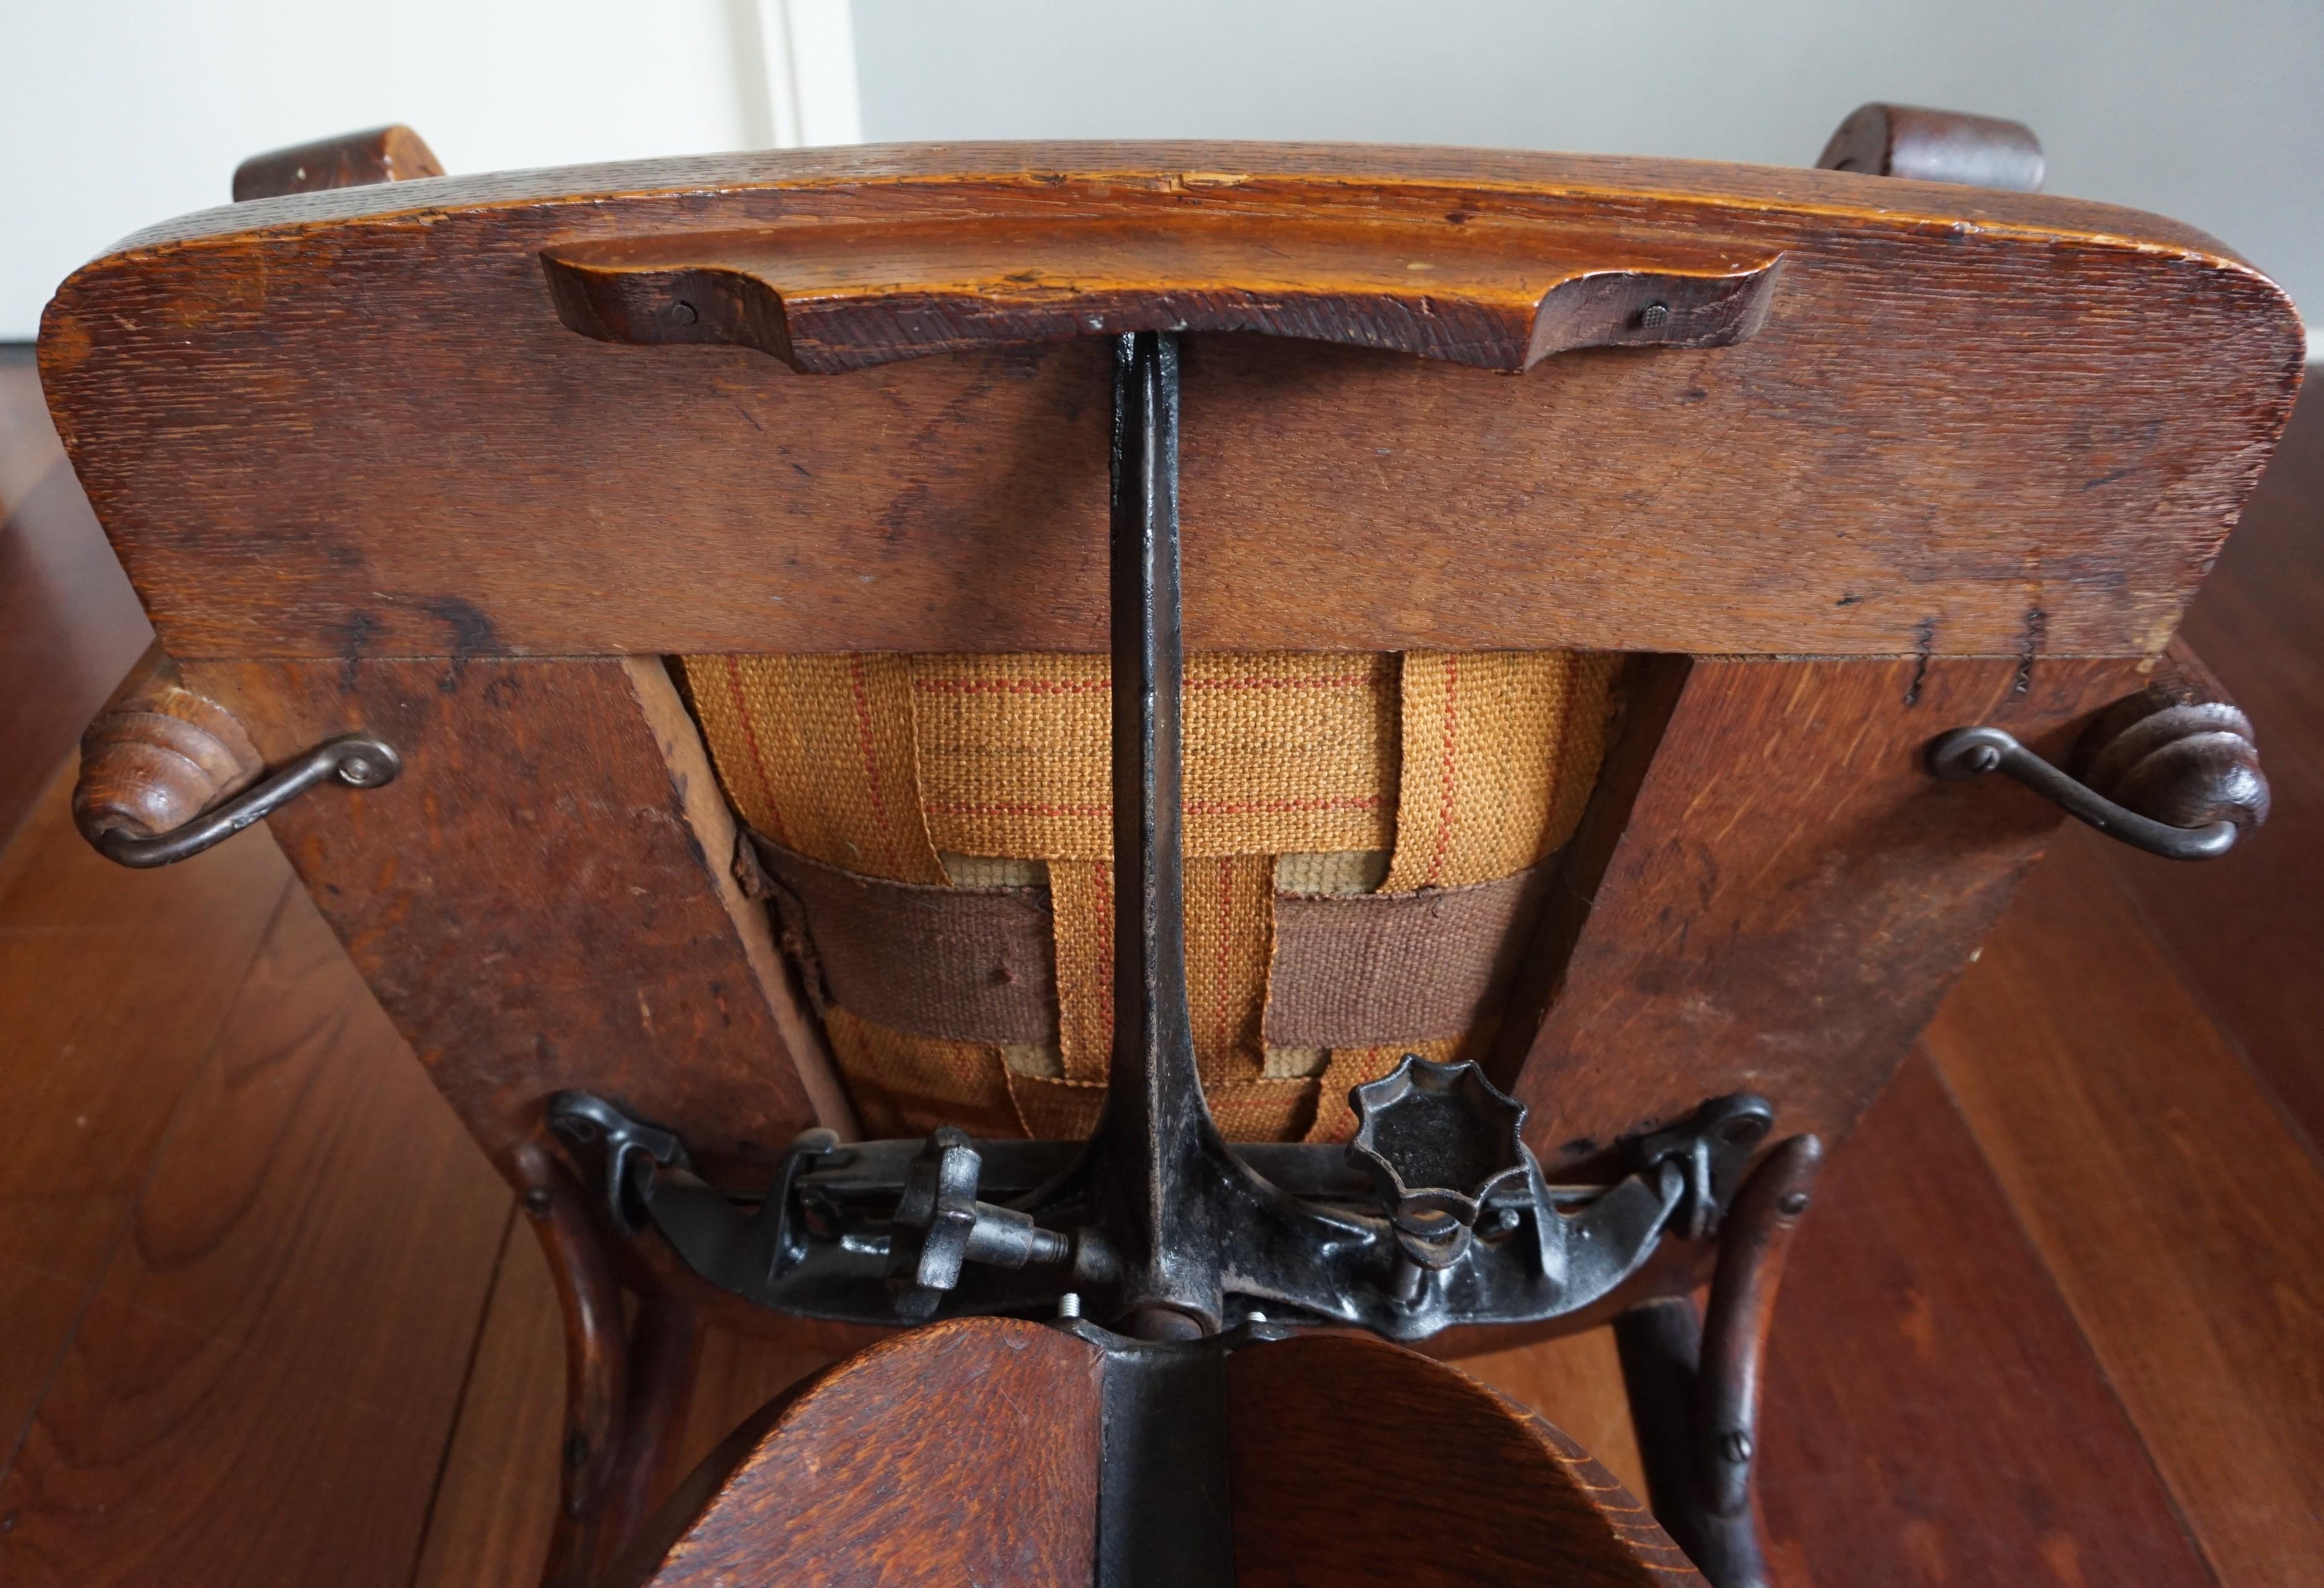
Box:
[1925, 832, 2324, 1584]
[1505, 654, 2143, 1192]
[1757, 1055, 2219, 1586]
[175, 656, 825, 1176]
[2097, 382, 2324, 1153]
[1230, 1332, 1699, 1585]
[612, 1319, 1102, 1587]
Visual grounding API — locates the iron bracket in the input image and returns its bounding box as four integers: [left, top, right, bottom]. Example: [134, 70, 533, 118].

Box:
[90, 733, 401, 869]
[544, 1082, 1771, 1342]
[1928, 724, 2240, 860]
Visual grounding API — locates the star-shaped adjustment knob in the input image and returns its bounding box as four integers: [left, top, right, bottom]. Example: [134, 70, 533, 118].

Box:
[1346, 1055, 1533, 1297]
[885, 1127, 1070, 1318]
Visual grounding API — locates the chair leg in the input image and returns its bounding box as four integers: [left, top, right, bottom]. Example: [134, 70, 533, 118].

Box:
[1615, 1134, 1823, 1588]
[512, 1141, 704, 1588]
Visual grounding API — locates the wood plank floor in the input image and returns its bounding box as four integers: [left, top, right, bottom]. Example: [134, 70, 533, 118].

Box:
[2, 358, 2320, 1584]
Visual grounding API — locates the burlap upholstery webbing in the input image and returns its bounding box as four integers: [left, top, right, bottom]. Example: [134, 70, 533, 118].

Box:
[912, 652, 1397, 858]
[680, 650, 1614, 1142]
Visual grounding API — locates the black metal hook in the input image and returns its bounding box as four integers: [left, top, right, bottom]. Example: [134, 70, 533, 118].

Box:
[1928, 725, 2239, 861]
[90, 733, 401, 869]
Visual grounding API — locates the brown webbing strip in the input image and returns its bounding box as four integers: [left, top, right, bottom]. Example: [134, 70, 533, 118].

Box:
[753, 830, 1549, 1055]
[752, 836, 1057, 1045]
[1265, 865, 1549, 1049]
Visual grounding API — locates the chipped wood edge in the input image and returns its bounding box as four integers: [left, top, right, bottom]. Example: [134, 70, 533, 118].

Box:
[620, 654, 859, 1140]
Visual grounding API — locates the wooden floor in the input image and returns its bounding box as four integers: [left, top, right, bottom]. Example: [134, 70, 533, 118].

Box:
[3, 356, 2322, 1585]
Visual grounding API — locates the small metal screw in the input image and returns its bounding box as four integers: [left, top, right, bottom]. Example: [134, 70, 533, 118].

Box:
[339, 756, 380, 786]
[1246, 1310, 1267, 1323]
[1966, 743, 2003, 773]
[669, 299, 700, 326]
[1720, 1429, 1754, 1465]
[1639, 301, 1670, 330]
[522, 1188, 552, 1217]
[1056, 1292, 1081, 1319]
[1778, 1190, 1812, 1217]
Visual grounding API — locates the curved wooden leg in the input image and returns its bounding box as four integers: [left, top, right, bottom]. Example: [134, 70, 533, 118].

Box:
[512, 1140, 704, 1588]
[1615, 1134, 1823, 1588]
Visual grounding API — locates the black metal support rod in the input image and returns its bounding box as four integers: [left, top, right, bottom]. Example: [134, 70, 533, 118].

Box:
[1098, 330, 1224, 1339]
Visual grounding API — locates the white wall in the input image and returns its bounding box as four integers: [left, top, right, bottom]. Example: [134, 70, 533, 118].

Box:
[0, 0, 860, 338]
[855, 0, 2324, 331]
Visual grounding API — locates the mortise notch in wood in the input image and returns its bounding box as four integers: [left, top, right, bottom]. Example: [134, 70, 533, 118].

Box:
[541, 214, 1783, 372]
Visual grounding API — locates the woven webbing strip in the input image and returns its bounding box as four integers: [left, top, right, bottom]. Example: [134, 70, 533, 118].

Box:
[1386, 651, 1618, 889]
[914, 651, 1397, 859]
[686, 654, 946, 884]
[1265, 865, 1549, 1048]
[752, 831, 1546, 1053]
[680, 647, 1618, 1145]
[754, 837, 1056, 1045]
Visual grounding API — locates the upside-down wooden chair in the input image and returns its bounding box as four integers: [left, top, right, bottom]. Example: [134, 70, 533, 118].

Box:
[43, 107, 2298, 1586]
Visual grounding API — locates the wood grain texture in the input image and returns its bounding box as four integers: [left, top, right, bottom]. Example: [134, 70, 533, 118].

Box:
[1755, 1055, 2217, 1586]
[1506, 655, 2143, 1182]
[177, 657, 828, 1176]
[624, 656, 854, 1139]
[1436, 1327, 1649, 1516]
[1230, 1331, 1700, 1585]
[230, 123, 443, 202]
[410, 1211, 562, 1588]
[1924, 831, 2324, 1588]
[2099, 381, 2324, 1152]
[0, 763, 289, 1471]
[416, 1202, 839, 1588]
[0, 882, 509, 1587]
[618, 1318, 1102, 1588]
[38, 143, 2301, 662]
[544, 213, 1780, 370]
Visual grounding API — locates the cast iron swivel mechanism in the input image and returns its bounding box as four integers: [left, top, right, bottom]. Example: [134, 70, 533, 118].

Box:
[549, 335, 1799, 1586]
